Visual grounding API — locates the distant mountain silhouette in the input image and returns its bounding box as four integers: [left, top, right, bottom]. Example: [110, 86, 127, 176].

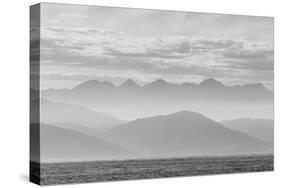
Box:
[44, 78, 272, 101]
[39, 123, 135, 162]
[221, 118, 274, 142]
[200, 78, 225, 88]
[32, 99, 126, 131]
[119, 79, 140, 88]
[42, 78, 273, 121]
[36, 111, 273, 162]
[144, 79, 172, 88]
[54, 123, 104, 138]
[106, 111, 273, 157]
[73, 80, 115, 92]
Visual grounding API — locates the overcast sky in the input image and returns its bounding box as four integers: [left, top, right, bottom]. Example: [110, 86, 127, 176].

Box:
[40, 3, 274, 90]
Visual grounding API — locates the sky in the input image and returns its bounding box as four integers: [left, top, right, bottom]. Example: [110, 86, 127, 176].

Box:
[39, 3, 274, 90]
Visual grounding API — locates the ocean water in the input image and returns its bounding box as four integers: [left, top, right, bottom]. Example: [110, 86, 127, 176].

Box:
[35, 154, 273, 185]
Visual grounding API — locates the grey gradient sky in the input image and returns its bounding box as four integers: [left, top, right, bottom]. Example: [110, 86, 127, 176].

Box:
[39, 3, 274, 90]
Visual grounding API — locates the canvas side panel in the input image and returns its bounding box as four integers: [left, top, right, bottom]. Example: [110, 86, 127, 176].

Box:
[30, 3, 41, 185]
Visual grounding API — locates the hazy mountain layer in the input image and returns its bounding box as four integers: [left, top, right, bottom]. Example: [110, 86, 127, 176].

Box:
[221, 118, 274, 142]
[46, 78, 273, 101]
[36, 111, 273, 162]
[41, 79, 273, 121]
[107, 111, 273, 157]
[34, 99, 126, 131]
[54, 123, 104, 138]
[40, 123, 136, 162]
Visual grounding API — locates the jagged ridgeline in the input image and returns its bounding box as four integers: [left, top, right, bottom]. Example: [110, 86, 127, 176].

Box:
[41, 78, 273, 121]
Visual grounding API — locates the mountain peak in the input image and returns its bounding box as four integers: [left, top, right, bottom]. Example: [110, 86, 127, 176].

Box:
[120, 79, 139, 88]
[154, 79, 167, 84]
[108, 110, 272, 156]
[73, 80, 114, 90]
[145, 79, 171, 88]
[200, 78, 224, 87]
[166, 110, 210, 121]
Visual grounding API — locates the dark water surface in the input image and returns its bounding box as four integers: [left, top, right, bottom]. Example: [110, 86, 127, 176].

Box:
[35, 154, 273, 185]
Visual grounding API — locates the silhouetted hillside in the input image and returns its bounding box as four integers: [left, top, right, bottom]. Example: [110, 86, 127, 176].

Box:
[107, 111, 273, 157]
[32, 99, 126, 131]
[40, 123, 136, 162]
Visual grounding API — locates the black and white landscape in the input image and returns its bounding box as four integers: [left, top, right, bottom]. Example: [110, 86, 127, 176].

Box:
[30, 3, 274, 185]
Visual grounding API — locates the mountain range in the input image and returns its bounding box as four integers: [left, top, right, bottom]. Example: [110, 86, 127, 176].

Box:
[106, 111, 272, 157]
[41, 78, 273, 121]
[31, 99, 125, 131]
[37, 110, 273, 162]
[39, 123, 135, 162]
[44, 78, 273, 101]
[35, 78, 273, 162]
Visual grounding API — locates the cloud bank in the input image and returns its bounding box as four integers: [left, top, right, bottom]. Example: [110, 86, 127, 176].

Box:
[39, 4, 274, 90]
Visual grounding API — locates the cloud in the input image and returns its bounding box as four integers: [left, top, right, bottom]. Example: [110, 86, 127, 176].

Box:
[40, 26, 273, 88]
[38, 4, 273, 89]
[219, 42, 273, 71]
[104, 47, 185, 59]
